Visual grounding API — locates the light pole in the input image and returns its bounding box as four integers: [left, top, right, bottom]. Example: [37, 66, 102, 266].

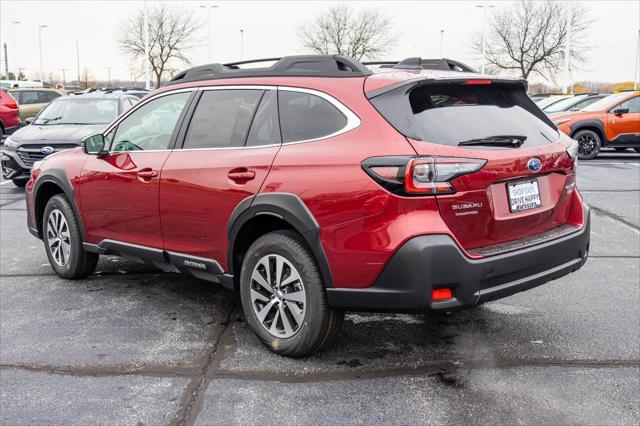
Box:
[200, 3, 219, 62]
[12, 21, 20, 79]
[38, 24, 50, 87]
[440, 29, 445, 58]
[106, 66, 111, 86]
[240, 29, 245, 60]
[60, 68, 68, 85]
[476, 4, 494, 74]
[563, 21, 573, 94]
[144, 0, 150, 89]
[75, 41, 80, 86]
[635, 29, 640, 91]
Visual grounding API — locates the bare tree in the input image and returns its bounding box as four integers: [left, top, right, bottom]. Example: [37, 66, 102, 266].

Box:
[80, 68, 93, 89]
[298, 5, 397, 61]
[118, 5, 202, 88]
[474, 1, 591, 80]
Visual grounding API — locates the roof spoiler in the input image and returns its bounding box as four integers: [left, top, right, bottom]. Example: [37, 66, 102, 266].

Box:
[362, 58, 477, 73]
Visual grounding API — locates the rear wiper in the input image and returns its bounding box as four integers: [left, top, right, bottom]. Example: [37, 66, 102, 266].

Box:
[458, 135, 527, 147]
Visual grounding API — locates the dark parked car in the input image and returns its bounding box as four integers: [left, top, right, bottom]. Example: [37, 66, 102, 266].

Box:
[1, 92, 138, 186]
[26, 55, 589, 357]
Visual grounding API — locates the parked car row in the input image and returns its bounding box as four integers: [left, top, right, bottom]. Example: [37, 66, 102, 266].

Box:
[1, 92, 139, 186]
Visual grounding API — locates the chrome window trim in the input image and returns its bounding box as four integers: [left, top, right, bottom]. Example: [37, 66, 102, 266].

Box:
[101, 84, 361, 153]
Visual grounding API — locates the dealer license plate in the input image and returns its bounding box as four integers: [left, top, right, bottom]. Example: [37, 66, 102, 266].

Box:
[507, 180, 541, 212]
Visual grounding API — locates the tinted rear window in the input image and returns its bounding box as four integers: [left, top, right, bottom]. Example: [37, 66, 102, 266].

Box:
[278, 91, 347, 143]
[371, 83, 559, 147]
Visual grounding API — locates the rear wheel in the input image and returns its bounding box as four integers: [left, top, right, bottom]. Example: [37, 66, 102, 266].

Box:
[43, 194, 98, 279]
[574, 129, 601, 160]
[239, 230, 343, 357]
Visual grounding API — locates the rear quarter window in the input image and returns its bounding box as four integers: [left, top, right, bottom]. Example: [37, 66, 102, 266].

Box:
[278, 91, 347, 143]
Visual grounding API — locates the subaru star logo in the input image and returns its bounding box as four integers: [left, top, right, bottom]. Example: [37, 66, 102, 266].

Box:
[527, 157, 542, 172]
[40, 146, 55, 155]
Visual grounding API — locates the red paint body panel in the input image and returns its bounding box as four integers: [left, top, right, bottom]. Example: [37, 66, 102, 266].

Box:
[0, 89, 21, 130]
[160, 146, 279, 264]
[78, 151, 171, 248]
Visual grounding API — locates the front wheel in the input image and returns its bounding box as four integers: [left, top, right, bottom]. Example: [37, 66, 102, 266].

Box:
[43, 194, 98, 279]
[574, 129, 602, 160]
[239, 230, 343, 357]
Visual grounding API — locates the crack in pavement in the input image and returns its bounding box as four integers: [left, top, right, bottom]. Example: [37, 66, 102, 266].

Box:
[2, 358, 637, 383]
[171, 301, 238, 426]
[590, 205, 640, 231]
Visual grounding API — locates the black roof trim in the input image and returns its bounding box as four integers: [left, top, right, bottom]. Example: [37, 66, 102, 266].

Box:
[166, 55, 372, 86]
[362, 58, 477, 73]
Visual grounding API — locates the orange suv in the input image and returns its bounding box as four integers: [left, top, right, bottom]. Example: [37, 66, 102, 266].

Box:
[552, 91, 639, 159]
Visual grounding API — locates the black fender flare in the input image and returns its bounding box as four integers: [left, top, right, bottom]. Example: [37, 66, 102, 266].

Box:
[33, 169, 87, 241]
[569, 119, 606, 142]
[227, 192, 334, 288]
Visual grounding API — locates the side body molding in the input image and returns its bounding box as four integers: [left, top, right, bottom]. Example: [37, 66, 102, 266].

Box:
[227, 192, 334, 288]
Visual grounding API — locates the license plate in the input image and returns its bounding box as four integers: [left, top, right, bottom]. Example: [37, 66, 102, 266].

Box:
[507, 180, 541, 212]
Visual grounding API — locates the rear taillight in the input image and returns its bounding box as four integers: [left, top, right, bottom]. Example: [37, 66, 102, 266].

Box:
[362, 156, 486, 196]
[5, 100, 18, 109]
[566, 139, 579, 172]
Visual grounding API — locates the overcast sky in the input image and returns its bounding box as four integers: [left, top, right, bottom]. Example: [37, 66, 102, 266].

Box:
[1, 0, 638, 84]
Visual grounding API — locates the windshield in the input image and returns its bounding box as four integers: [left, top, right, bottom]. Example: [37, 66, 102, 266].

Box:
[581, 93, 630, 112]
[34, 98, 118, 125]
[543, 95, 587, 113]
[370, 82, 559, 147]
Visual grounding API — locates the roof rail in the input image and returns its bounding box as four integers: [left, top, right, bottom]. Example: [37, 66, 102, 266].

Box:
[166, 55, 372, 86]
[362, 58, 477, 73]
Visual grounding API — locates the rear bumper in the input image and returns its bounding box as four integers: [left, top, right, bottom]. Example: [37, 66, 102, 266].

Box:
[326, 204, 590, 313]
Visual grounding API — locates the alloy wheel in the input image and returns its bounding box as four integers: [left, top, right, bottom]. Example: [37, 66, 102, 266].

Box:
[577, 133, 597, 157]
[250, 254, 306, 338]
[46, 209, 71, 266]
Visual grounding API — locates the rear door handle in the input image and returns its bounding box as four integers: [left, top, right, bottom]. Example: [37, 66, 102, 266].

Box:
[228, 168, 256, 183]
[137, 169, 158, 180]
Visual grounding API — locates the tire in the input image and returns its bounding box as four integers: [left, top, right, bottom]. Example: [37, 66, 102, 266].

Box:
[239, 230, 344, 357]
[573, 129, 601, 160]
[43, 194, 98, 279]
[12, 178, 27, 188]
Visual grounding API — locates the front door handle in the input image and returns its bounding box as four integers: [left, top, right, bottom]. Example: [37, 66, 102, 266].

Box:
[137, 168, 158, 181]
[228, 168, 256, 184]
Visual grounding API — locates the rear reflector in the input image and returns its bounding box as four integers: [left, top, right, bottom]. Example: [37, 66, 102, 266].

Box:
[432, 288, 453, 301]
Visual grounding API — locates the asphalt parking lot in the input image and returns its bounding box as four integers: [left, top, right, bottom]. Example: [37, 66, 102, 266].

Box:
[1, 149, 639, 425]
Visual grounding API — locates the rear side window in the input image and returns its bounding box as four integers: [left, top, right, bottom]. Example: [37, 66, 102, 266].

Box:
[184, 89, 263, 149]
[17, 91, 39, 105]
[45, 91, 61, 102]
[370, 83, 559, 147]
[278, 91, 347, 143]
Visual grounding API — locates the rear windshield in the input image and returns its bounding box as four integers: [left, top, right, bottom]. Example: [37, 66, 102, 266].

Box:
[370, 83, 559, 147]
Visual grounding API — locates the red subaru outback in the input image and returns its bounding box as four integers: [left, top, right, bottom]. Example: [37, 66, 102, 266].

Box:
[26, 56, 590, 357]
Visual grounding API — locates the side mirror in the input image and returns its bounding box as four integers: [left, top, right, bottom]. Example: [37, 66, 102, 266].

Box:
[25, 117, 35, 125]
[82, 134, 107, 156]
[613, 107, 629, 116]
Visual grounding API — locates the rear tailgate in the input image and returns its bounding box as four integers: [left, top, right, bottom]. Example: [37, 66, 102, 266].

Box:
[368, 77, 579, 252]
